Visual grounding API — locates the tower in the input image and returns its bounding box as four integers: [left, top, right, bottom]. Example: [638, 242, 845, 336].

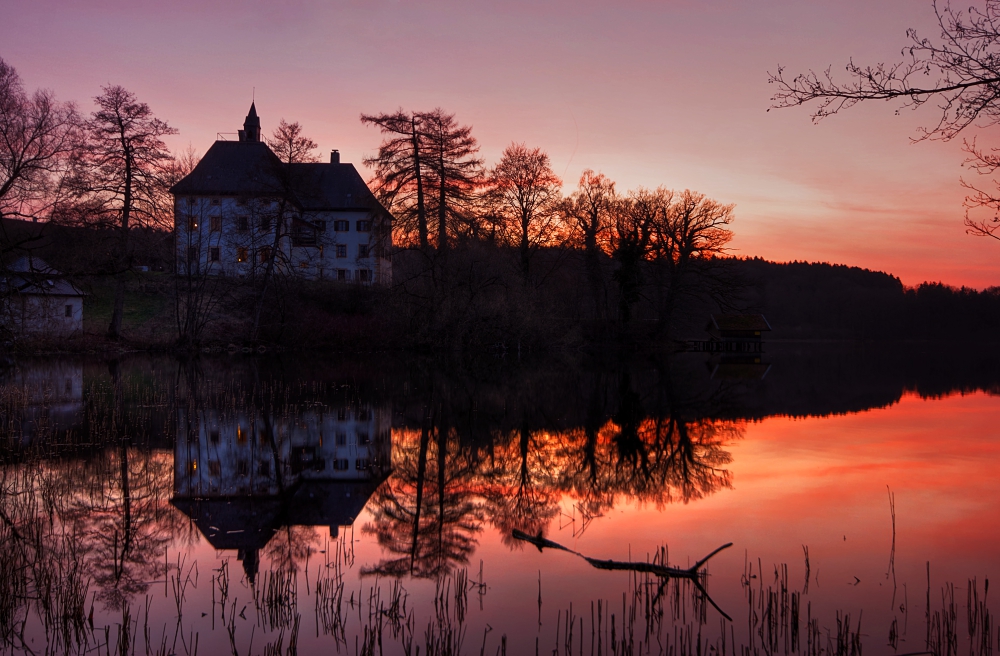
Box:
[240, 102, 261, 142]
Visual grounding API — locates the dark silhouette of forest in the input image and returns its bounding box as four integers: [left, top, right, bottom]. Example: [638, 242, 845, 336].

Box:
[732, 258, 1000, 341]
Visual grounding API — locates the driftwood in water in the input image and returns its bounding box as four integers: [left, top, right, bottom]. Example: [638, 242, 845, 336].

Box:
[512, 529, 734, 620]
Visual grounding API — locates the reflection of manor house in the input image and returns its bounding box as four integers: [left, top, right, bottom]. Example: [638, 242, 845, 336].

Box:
[171, 403, 391, 580]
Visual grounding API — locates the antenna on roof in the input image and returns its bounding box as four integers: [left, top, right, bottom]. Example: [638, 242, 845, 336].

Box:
[252, 87, 255, 102]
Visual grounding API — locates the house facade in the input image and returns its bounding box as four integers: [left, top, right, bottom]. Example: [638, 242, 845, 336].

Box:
[169, 104, 392, 284]
[1, 257, 84, 338]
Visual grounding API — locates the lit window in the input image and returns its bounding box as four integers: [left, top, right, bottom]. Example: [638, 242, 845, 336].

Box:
[210, 216, 222, 232]
[188, 216, 198, 230]
[259, 247, 272, 263]
[236, 247, 247, 263]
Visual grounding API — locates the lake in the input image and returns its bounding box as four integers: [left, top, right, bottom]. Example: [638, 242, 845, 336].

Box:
[2, 345, 999, 655]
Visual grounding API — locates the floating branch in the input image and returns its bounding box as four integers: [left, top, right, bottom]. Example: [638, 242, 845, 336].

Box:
[512, 529, 734, 620]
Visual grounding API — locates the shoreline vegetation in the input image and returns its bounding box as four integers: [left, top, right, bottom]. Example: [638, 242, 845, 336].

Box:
[5, 242, 1000, 357]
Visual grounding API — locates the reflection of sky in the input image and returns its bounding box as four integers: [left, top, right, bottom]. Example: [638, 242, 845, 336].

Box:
[4, 1, 999, 286]
[111, 391, 1000, 654]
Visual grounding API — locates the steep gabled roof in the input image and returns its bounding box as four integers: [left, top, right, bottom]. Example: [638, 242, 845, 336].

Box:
[288, 162, 381, 211]
[709, 314, 772, 332]
[169, 142, 389, 218]
[169, 141, 284, 196]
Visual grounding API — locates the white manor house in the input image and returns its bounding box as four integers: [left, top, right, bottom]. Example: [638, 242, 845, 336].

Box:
[170, 104, 392, 284]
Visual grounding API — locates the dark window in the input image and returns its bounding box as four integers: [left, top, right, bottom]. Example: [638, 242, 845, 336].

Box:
[315, 220, 326, 231]
[237, 216, 249, 231]
[357, 408, 372, 421]
[356, 220, 371, 232]
[258, 460, 270, 476]
[210, 247, 220, 262]
[335, 244, 347, 258]
[210, 429, 220, 444]
[358, 432, 370, 446]
[208, 461, 221, 476]
[355, 458, 370, 471]
[333, 220, 349, 232]
[259, 216, 271, 230]
[337, 269, 347, 281]
[64, 304, 72, 318]
[337, 408, 348, 421]
[187, 246, 198, 262]
[358, 269, 372, 282]
[210, 216, 222, 232]
[64, 378, 71, 393]
[336, 432, 347, 446]
[292, 223, 317, 246]
[333, 458, 349, 471]
[237, 460, 249, 477]
[358, 244, 369, 258]
[259, 247, 272, 263]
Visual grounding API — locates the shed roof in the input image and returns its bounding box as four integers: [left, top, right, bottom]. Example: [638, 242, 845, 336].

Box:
[2, 257, 84, 297]
[709, 314, 772, 332]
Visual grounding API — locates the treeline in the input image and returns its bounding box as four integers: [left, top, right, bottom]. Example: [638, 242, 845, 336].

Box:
[0, 56, 741, 350]
[735, 258, 1000, 340]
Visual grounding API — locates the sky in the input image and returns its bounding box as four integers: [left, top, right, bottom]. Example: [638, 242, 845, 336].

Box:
[3, 0, 999, 287]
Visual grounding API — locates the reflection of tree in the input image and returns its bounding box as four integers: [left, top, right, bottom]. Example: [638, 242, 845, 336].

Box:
[62, 447, 181, 609]
[480, 422, 561, 549]
[362, 409, 484, 578]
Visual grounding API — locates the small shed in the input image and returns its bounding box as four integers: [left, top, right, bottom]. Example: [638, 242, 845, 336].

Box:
[2, 257, 85, 338]
[706, 314, 772, 353]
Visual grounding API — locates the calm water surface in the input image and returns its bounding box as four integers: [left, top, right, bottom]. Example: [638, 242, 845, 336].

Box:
[2, 347, 999, 655]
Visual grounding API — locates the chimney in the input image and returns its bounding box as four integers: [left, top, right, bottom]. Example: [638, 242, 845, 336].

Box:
[238, 129, 246, 142]
[330, 150, 340, 164]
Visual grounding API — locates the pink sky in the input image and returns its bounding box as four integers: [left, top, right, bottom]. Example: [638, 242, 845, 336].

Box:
[4, 0, 998, 287]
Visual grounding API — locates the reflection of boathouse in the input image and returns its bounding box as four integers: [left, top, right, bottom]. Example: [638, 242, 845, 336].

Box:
[171, 403, 392, 580]
[0, 360, 83, 448]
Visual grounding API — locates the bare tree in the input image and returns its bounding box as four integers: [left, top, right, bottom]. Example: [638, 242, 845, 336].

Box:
[652, 190, 736, 332]
[0, 57, 80, 261]
[563, 170, 617, 320]
[768, 0, 1000, 240]
[71, 85, 176, 340]
[362, 110, 431, 250]
[270, 119, 319, 164]
[610, 188, 672, 324]
[421, 109, 483, 253]
[486, 143, 563, 280]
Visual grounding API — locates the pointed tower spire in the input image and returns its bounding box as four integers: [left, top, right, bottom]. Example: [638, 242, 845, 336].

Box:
[243, 102, 261, 142]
